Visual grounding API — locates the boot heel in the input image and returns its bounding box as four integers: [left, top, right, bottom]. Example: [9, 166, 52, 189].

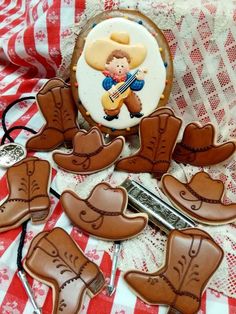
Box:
[167, 307, 181, 314]
[30, 197, 50, 224]
[64, 141, 73, 149]
[31, 209, 49, 224]
[87, 272, 105, 296]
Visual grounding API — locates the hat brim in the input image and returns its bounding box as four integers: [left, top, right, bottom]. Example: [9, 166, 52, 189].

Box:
[162, 174, 236, 225]
[85, 38, 147, 70]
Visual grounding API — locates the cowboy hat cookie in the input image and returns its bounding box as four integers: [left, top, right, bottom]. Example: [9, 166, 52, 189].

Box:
[60, 182, 148, 241]
[52, 126, 124, 174]
[116, 107, 182, 180]
[173, 122, 236, 166]
[124, 228, 223, 314]
[26, 78, 79, 151]
[162, 171, 236, 225]
[24, 228, 105, 314]
[70, 10, 173, 136]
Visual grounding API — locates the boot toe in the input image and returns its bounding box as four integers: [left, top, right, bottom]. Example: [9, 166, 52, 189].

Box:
[63, 127, 79, 143]
[124, 271, 159, 305]
[116, 156, 152, 173]
[27, 130, 64, 151]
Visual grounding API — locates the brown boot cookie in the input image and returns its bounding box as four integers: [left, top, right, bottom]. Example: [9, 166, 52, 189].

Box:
[116, 107, 182, 180]
[124, 228, 223, 314]
[0, 157, 51, 232]
[24, 227, 105, 314]
[26, 78, 79, 151]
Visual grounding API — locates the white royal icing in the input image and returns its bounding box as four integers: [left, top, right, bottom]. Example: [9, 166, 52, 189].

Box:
[76, 17, 166, 130]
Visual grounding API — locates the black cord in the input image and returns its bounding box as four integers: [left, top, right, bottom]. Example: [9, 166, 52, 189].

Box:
[1, 126, 37, 146]
[1, 96, 35, 143]
[50, 187, 60, 199]
[17, 220, 29, 271]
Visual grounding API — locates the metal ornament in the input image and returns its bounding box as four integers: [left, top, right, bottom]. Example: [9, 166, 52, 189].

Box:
[18, 270, 42, 314]
[0, 143, 27, 168]
[107, 241, 121, 296]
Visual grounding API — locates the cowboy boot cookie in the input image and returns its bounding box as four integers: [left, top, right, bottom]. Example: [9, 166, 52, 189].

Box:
[26, 78, 79, 151]
[116, 108, 182, 179]
[24, 227, 105, 314]
[124, 228, 223, 314]
[0, 157, 51, 232]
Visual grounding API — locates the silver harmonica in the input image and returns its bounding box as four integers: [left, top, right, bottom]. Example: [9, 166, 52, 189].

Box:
[121, 179, 196, 234]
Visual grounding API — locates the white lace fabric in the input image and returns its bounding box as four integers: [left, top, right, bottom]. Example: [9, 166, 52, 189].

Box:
[57, 0, 236, 299]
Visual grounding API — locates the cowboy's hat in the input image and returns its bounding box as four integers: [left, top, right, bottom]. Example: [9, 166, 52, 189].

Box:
[52, 126, 124, 174]
[85, 32, 147, 70]
[61, 182, 148, 241]
[173, 122, 236, 166]
[162, 171, 236, 225]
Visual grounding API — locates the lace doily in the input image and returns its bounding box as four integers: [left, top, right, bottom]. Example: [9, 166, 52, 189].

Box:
[57, 0, 236, 299]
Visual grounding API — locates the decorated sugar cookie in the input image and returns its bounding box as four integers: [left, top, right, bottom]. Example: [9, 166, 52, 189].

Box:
[24, 228, 105, 314]
[61, 182, 148, 241]
[70, 10, 173, 136]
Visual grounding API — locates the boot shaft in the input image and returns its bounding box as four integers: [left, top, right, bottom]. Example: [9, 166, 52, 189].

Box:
[37, 82, 78, 132]
[7, 157, 50, 200]
[139, 113, 181, 162]
[163, 230, 223, 300]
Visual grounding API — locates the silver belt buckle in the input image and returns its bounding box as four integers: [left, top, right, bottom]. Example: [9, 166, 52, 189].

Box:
[0, 143, 27, 168]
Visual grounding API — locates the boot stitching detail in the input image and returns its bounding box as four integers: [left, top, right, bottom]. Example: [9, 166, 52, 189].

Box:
[157, 274, 200, 302]
[0, 194, 48, 207]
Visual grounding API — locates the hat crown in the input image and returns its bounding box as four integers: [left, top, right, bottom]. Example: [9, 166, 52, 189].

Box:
[188, 172, 224, 201]
[182, 124, 214, 148]
[87, 183, 126, 213]
[110, 32, 130, 45]
[74, 128, 102, 154]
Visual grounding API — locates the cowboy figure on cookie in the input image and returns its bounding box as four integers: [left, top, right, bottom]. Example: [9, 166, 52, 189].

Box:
[85, 32, 147, 121]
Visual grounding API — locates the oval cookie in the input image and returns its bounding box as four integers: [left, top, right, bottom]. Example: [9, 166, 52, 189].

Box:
[70, 10, 173, 137]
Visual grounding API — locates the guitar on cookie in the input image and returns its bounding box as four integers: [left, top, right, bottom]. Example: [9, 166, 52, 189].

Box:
[102, 68, 147, 112]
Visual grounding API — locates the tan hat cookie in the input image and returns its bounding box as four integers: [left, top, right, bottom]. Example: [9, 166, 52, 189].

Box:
[161, 171, 236, 225]
[60, 182, 148, 241]
[53, 126, 124, 174]
[173, 122, 236, 166]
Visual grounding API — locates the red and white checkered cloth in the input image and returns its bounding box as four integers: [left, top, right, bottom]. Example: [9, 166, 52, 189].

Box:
[0, 1, 236, 313]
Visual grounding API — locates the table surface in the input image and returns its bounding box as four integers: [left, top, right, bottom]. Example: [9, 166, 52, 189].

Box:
[0, 1, 236, 313]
